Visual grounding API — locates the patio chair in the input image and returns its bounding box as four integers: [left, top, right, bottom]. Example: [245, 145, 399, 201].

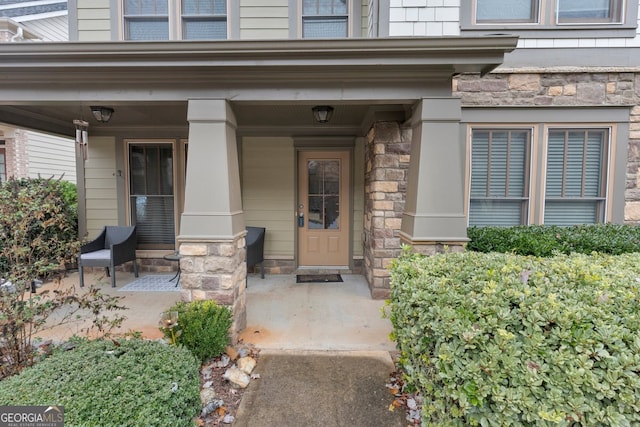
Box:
[78, 225, 138, 288]
[246, 226, 265, 279]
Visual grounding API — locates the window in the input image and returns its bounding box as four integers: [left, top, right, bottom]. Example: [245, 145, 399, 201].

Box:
[302, 0, 348, 38]
[124, 0, 169, 40]
[556, 0, 623, 23]
[182, 0, 227, 40]
[123, 0, 227, 40]
[0, 144, 5, 183]
[544, 129, 608, 225]
[469, 129, 531, 226]
[465, 0, 634, 33]
[476, 0, 538, 23]
[129, 143, 175, 249]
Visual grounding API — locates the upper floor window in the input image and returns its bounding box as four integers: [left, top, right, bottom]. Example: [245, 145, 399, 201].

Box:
[475, 0, 624, 25]
[556, 0, 623, 23]
[124, 0, 169, 40]
[302, 0, 348, 38]
[476, 0, 538, 23]
[182, 0, 227, 40]
[123, 0, 227, 41]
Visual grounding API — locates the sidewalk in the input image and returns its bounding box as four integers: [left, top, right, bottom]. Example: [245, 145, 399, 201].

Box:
[234, 350, 406, 427]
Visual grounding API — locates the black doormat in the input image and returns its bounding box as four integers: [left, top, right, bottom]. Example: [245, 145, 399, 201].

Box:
[296, 274, 343, 283]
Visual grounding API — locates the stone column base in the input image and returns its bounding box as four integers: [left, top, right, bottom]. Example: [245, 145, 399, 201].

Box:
[179, 235, 247, 344]
[400, 236, 467, 256]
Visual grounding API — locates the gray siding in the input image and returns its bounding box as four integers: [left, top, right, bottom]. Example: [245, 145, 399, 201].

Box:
[84, 136, 118, 238]
[25, 131, 76, 183]
[76, 0, 111, 41]
[240, 0, 289, 39]
[242, 137, 295, 258]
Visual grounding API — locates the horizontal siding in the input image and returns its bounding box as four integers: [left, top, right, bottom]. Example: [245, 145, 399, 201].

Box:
[22, 15, 68, 41]
[242, 137, 294, 258]
[76, 0, 111, 41]
[84, 136, 117, 238]
[239, 2, 288, 40]
[25, 131, 76, 183]
[353, 138, 364, 257]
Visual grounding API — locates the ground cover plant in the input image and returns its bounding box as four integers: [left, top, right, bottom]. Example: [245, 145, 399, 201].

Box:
[160, 300, 232, 362]
[0, 338, 201, 426]
[389, 248, 640, 426]
[467, 224, 640, 256]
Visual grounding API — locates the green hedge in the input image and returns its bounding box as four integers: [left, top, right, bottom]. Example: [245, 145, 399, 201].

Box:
[467, 224, 640, 256]
[389, 249, 640, 426]
[0, 339, 201, 426]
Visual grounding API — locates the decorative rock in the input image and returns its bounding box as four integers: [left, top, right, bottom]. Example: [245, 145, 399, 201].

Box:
[223, 366, 250, 388]
[200, 388, 217, 406]
[213, 354, 230, 368]
[237, 356, 257, 375]
[201, 399, 224, 417]
[222, 414, 235, 424]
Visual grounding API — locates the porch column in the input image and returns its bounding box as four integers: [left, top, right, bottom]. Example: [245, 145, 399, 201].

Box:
[400, 97, 468, 254]
[179, 99, 246, 341]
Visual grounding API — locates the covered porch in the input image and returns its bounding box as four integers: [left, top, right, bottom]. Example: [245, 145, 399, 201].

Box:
[0, 37, 517, 339]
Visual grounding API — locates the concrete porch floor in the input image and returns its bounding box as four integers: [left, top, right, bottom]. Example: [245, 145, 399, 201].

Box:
[35, 271, 397, 352]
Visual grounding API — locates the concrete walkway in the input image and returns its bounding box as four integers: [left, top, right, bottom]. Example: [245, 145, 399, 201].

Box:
[234, 350, 405, 427]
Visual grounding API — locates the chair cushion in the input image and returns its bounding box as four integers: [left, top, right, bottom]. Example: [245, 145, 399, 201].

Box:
[80, 249, 111, 261]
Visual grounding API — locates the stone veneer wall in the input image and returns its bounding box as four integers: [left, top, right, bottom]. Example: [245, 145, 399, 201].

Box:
[363, 122, 411, 299]
[453, 71, 640, 224]
[179, 236, 247, 342]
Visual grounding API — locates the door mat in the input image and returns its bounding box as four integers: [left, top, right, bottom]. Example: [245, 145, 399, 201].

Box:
[296, 274, 343, 283]
[119, 275, 181, 292]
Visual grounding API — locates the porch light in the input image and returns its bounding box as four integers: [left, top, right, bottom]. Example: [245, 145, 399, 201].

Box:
[312, 105, 334, 123]
[90, 106, 114, 123]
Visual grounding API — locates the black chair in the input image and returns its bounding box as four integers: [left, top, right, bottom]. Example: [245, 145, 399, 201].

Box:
[246, 226, 265, 279]
[78, 226, 138, 288]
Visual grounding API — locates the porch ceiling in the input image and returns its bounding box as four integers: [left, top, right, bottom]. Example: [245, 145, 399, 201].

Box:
[0, 36, 518, 137]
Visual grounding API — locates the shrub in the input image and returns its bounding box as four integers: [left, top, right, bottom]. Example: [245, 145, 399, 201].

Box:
[389, 248, 640, 426]
[0, 177, 125, 379]
[160, 300, 232, 362]
[0, 339, 201, 426]
[467, 224, 640, 256]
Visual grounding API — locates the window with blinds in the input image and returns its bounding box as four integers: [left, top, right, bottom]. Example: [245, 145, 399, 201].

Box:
[124, 0, 169, 40]
[469, 129, 531, 226]
[129, 143, 175, 249]
[182, 0, 227, 40]
[0, 145, 5, 183]
[302, 0, 348, 38]
[544, 129, 607, 225]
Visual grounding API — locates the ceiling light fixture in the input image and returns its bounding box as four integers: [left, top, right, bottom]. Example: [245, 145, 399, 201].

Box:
[312, 105, 334, 124]
[90, 106, 114, 123]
